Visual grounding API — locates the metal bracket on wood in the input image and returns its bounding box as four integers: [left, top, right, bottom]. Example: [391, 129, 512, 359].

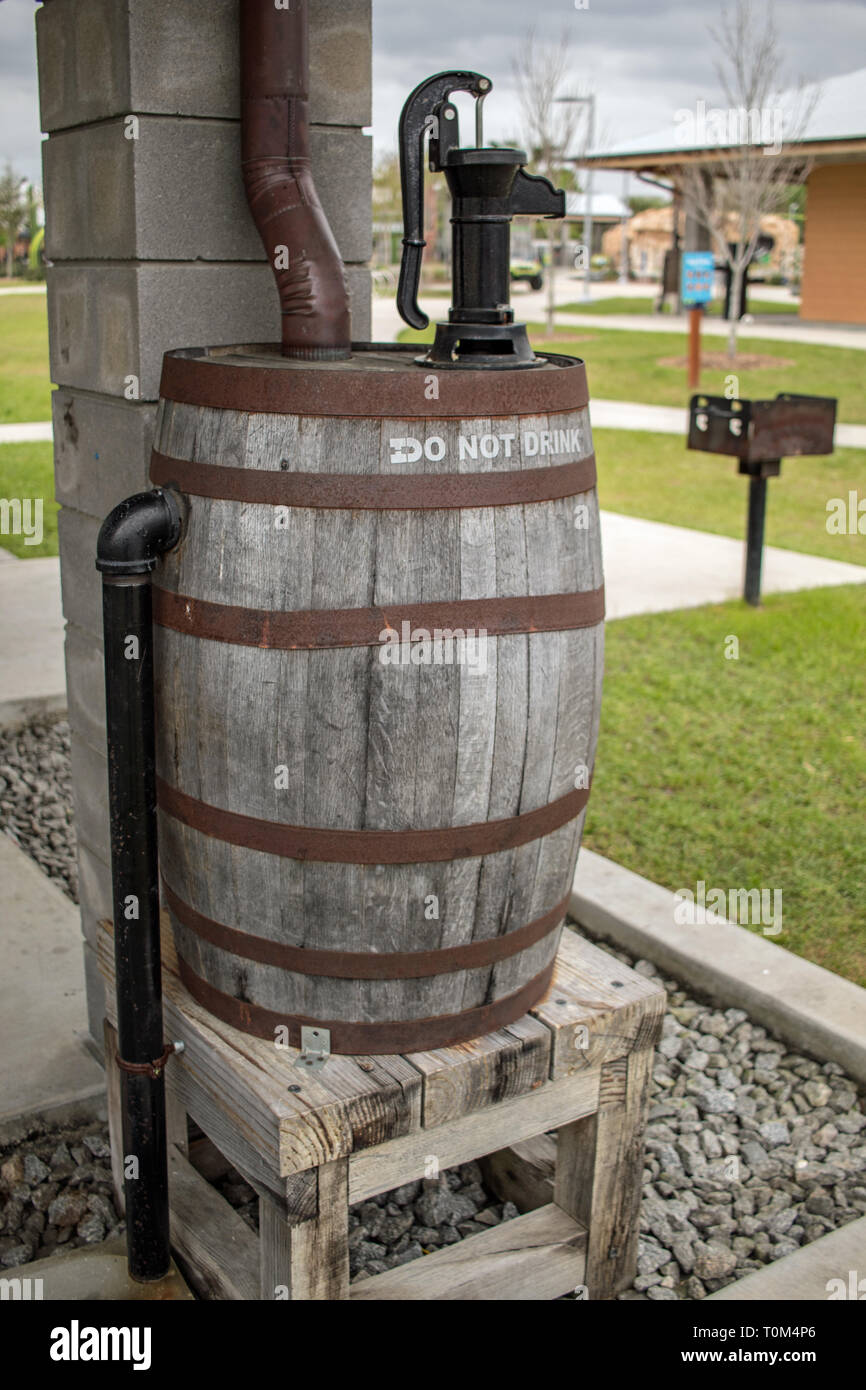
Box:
[295, 1027, 331, 1072]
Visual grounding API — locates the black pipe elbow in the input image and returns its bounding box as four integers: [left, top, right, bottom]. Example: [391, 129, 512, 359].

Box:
[96, 488, 182, 576]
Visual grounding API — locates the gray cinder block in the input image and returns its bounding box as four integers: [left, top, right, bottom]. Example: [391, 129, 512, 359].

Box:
[69, 728, 111, 866]
[43, 119, 372, 266]
[64, 622, 106, 755]
[76, 840, 113, 950]
[48, 262, 282, 400]
[49, 260, 370, 400]
[38, 0, 372, 132]
[53, 391, 157, 513]
[57, 507, 102, 640]
[82, 941, 107, 1047]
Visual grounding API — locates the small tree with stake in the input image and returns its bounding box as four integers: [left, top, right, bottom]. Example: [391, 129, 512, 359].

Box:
[0, 163, 27, 280]
[513, 30, 580, 337]
[679, 0, 817, 362]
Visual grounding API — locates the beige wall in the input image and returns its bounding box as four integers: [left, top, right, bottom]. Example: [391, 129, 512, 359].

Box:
[801, 164, 866, 324]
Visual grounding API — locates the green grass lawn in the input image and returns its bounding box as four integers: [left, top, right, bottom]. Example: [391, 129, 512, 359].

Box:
[594, 428, 866, 567]
[557, 295, 799, 317]
[0, 293, 51, 424]
[0, 441, 58, 557]
[585, 585, 866, 985]
[398, 322, 866, 423]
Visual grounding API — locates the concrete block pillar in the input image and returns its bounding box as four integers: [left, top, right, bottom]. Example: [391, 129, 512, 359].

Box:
[36, 0, 373, 1041]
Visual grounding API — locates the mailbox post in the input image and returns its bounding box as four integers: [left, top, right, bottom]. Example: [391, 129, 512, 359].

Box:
[687, 393, 837, 606]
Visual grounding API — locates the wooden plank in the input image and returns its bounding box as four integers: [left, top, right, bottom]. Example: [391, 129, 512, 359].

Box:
[479, 1134, 556, 1213]
[554, 1046, 655, 1299]
[351, 1204, 586, 1301]
[532, 926, 666, 1078]
[168, 1145, 260, 1301]
[348, 1067, 599, 1205]
[407, 1014, 551, 1130]
[259, 1158, 350, 1301]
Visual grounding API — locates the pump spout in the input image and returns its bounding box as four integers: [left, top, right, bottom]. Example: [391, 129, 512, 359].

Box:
[241, 0, 351, 360]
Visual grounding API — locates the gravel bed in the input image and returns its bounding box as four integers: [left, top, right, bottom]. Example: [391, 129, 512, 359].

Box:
[2, 716, 864, 1297]
[0, 1124, 124, 1268]
[0, 717, 78, 902]
[606, 944, 866, 1300]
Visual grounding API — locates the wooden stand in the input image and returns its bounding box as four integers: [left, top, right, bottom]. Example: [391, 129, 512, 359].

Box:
[99, 918, 664, 1301]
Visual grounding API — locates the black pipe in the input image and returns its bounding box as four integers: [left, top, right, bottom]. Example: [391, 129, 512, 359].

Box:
[96, 488, 182, 1282]
[744, 475, 768, 606]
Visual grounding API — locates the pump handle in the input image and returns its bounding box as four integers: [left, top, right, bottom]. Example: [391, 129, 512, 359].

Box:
[397, 70, 492, 329]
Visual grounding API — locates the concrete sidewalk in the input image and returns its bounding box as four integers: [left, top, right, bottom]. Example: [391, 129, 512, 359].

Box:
[601, 511, 866, 619]
[0, 834, 104, 1138]
[0, 422, 53, 444]
[0, 553, 66, 727]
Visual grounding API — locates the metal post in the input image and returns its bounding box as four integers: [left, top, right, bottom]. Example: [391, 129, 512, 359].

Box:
[96, 488, 182, 1281]
[744, 473, 770, 606]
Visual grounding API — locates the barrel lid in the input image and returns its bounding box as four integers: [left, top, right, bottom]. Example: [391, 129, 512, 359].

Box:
[159, 343, 588, 418]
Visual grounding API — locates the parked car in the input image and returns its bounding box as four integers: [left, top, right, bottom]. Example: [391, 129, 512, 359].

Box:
[510, 259, 544, 291]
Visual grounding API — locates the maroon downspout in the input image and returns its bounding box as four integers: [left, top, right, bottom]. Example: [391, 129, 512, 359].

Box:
[241, 0, 352, 359]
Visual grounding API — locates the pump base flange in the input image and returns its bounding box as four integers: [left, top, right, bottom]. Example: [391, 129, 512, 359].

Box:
[419, 319, 543, 370]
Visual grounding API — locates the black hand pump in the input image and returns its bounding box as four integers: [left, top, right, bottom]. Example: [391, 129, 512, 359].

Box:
[397, 71, 567, 368]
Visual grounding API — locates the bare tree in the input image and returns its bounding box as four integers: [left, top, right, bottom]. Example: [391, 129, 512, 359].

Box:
[0, 163, 26, 279]
[680, 0, 817, 360]
[513, 31, 581, 335]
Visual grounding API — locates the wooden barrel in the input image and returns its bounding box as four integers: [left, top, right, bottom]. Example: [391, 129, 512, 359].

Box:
[150, 344, 604, 1054]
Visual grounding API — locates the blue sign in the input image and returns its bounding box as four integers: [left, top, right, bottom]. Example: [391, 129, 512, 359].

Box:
[681, 250, 715, 306]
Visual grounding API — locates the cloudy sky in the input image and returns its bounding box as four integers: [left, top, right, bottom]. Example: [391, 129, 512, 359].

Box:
[1, 0, 863, 193]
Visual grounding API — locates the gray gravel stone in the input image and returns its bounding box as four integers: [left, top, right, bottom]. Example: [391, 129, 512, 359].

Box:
[76, 1212, 105, 1244]
[23, 1155, 50, 1186]
[1, 1242, 35, 1268]
[390, 1181, 421, 1207]
[759, 1121, 791, 1148]
[693, 1241, 738, 1280]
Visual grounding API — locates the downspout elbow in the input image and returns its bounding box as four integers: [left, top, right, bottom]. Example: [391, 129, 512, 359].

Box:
[96, 489, 182, 577]
[241, 0, 352, 360]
